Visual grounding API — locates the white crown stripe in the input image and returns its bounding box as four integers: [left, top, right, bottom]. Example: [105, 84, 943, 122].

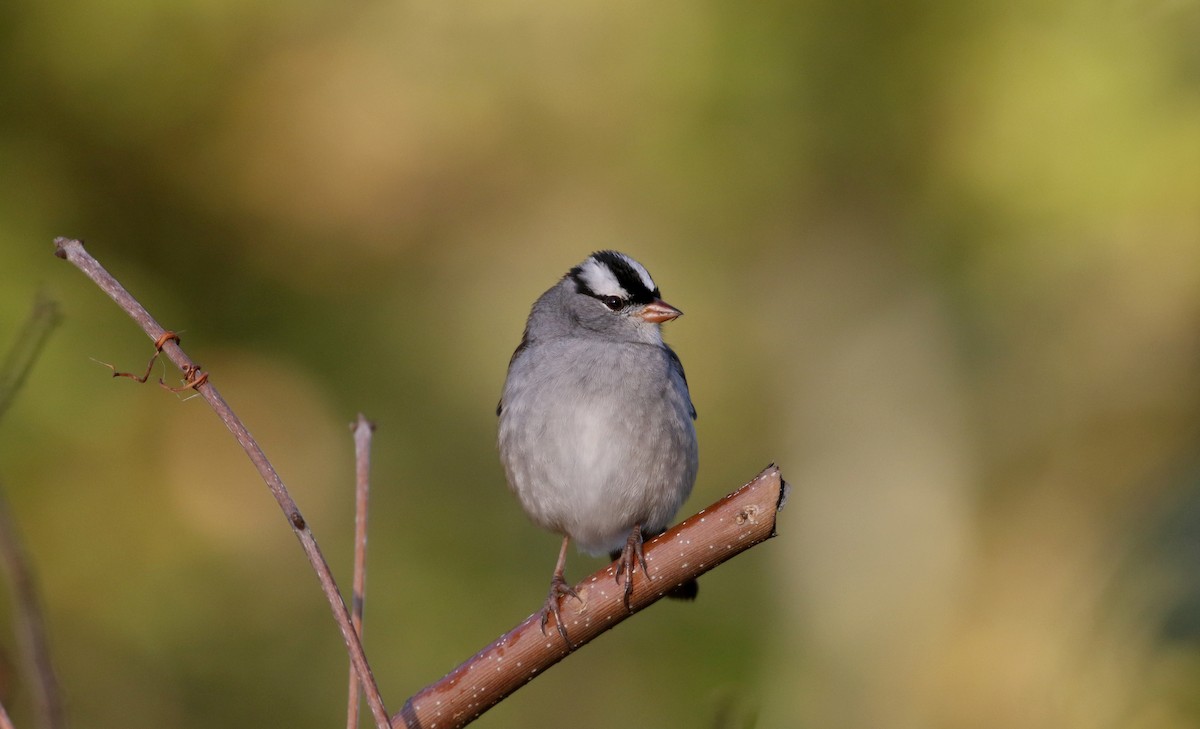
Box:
[577, 258, 629, 298]
[617, 253, 657, 292]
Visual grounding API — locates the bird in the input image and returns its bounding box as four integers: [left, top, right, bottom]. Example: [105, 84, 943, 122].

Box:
[497, 250, 699, 645]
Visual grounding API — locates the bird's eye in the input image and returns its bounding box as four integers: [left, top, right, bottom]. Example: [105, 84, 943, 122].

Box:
[599, 295, 624, 310]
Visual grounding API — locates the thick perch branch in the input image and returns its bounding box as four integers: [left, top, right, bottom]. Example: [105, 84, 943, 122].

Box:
[396, 465, 788, 729]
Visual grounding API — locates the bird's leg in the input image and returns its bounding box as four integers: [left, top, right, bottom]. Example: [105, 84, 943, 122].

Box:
[614, 524, 649, 612]
[539, 535, 580, 648]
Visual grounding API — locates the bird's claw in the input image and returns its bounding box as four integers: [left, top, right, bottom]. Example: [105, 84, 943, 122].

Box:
[539, 573, 580, 648]
[614, 525, 648, 612]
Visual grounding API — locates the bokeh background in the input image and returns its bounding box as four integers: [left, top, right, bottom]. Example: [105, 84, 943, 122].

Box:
[2, 1, 1200, 727]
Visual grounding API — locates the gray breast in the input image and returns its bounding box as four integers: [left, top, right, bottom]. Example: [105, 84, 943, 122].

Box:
[498, 338, 697, 554]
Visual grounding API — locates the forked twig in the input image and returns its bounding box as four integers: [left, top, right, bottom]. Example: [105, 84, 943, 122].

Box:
[54, 237, 390, 729]
[347, 414, 376, 729]
[94, 331, 179, 384]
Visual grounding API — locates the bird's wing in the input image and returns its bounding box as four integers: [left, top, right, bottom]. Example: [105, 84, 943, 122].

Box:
[497, 329, 533, 417]
[665, 345, 697, 420]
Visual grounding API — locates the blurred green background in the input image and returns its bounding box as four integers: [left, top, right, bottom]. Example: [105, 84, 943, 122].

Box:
[2, 0, 1200, 727]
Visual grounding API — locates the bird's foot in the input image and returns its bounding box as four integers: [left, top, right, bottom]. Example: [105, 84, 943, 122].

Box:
[539, 573, 580, 648]
[614, 525, 648, 612]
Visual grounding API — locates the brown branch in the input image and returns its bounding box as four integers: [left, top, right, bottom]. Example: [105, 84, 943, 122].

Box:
[395, 465, 789, 729]
[0, 293, 66, 729]
[54, 237, 390, 729]
[347, 414, 375, 729]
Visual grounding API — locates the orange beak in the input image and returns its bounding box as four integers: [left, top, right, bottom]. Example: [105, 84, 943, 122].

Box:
[639, 299, 683, 323]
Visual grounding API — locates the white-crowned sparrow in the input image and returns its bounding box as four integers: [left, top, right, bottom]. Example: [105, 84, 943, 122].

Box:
[497, 250, 699, 644]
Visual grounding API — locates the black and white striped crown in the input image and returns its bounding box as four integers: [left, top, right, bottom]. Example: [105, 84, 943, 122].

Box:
[569, 251, 660, 308]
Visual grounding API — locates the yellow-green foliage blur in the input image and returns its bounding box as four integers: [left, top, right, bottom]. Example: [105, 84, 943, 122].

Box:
[2, 1, 1199, 727]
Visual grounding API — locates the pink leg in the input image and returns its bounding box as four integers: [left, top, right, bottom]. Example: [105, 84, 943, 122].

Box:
[539, 535, 580, 647]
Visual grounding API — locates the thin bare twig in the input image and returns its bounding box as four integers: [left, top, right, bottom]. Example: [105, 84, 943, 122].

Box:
[0, 485, 67, 729]
[0, 698, 16, 729]
[395, 465, 789, 729]
[347, 414, 375, 729]
[0, 293, 66, 729]
[93, 331, 179, 384]
[0, 292, 61, 422]
[54, 237, 390, 729]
